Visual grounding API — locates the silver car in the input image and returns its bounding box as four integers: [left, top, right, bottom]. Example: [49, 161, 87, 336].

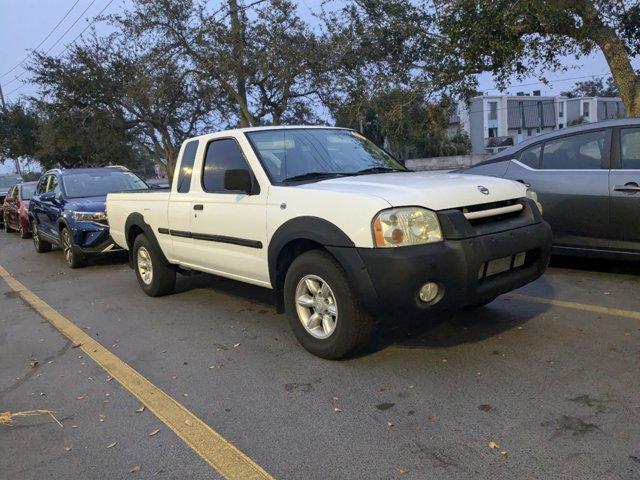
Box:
[462, 118, 640, 260]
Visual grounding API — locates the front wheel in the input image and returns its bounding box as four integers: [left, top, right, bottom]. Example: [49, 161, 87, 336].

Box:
[284, 250, 375, 360]
[61, 227, 87, 268]
[32, 220, 52, 253]
[132, 234, 176, 297]
[19, 223, 30, 239]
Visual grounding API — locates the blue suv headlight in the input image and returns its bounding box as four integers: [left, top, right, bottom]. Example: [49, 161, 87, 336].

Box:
[71, 211, 108, 222]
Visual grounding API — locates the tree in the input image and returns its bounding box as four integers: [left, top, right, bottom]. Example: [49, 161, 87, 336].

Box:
[434, 0, 640, 115]
[0, 101, 39, 175]
[113, 0, 326, 127]
[29, 28, 220, 179]
[335, 89, 470, 159]
[561, 76, 620, 98]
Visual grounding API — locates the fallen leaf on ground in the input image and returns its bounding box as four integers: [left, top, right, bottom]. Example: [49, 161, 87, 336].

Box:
[30, 360, 39, 368]
[0, 409, 63, 428]
[129, 465, 141, 473]
[387, 421, 394, 427]
[428, 415, 437, 421]
[233, 343, 241, 348]
[72, 343, 82, 348]
[76, 396, 85, 400]
[64, 447, 72, 452]
[500, 451, 508, 460]
[184, 419, 193, 426]
[149, 429, 160, 436]
[489, 440, 499, 449]
[107, 442, 117, 449]
[395, 467, 407, 475]
[136, 406, 145, 413]
[333, 407, 343, 412]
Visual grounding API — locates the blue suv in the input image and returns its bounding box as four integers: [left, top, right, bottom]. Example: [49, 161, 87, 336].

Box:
[29, 167, 148, 268]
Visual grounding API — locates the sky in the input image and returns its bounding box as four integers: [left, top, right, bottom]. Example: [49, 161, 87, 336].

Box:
[0, 0, 637, 173]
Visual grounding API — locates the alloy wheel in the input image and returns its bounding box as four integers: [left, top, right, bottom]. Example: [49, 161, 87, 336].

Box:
[295, 274, 338, 339]
[32, 223, 40, 249]
[137, 246, 153, 285]
[62, 230, 73, 266]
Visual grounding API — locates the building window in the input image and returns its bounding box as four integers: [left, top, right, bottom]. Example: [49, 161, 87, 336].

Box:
[488, 127, 498, 138]
[558, 102, 564, 118]
[583, 101, 590, 117]
[559, 123, 564, 129]
[488, 101, 498, 121]
[527, 129, 532, 136]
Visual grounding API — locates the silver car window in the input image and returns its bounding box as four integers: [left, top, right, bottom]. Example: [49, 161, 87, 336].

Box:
[621, 128, 640, 170]
[541, 131, 605, 170]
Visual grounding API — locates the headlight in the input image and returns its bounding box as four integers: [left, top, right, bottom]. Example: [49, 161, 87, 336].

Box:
[525, 189, 543, 214]
[372, 207, 442, 247]
[71, 211, 108, 222]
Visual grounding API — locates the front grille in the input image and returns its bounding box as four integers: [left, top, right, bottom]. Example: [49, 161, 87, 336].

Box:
[459, 199, 523, 226]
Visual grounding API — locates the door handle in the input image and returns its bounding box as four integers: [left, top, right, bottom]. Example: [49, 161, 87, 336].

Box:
[516, 179, 531, 188]
[193, 204, 204, 211]
[614, 182, 640, 193]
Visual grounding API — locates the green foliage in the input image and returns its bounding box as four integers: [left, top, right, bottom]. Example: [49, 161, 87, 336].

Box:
[561, 77, 620, 98]
[335, 89, 470, 160]
[0, 103, 38, 161]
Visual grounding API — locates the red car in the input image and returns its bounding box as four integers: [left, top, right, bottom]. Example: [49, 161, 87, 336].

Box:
[3, 182, 37, 238]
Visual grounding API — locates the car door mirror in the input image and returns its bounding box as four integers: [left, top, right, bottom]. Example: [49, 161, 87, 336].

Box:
[40, 191, 55, 203]
[224, 169, 254, 194]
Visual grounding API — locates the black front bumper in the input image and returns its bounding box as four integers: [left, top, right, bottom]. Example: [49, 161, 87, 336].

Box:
[328, 199, 552, 316]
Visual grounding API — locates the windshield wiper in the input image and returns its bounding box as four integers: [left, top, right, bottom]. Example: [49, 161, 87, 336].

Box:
[352, 166, 409, 175]
[282, 172, 354, 183]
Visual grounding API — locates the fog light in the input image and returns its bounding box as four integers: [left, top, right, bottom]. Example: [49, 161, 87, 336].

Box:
[419, 282, 439, 303]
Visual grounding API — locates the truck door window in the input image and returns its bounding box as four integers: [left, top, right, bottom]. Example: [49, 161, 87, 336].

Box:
[620, 128, 640, 169]
[541, 131, 605, 170]
[202, 138, 251, 193]
[177, 140, 199, 193]
[36, 176, 49, 195]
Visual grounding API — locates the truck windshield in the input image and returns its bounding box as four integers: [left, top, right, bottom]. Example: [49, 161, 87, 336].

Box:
[62, 170, 148, 198]
[0, 174, 21, 189]
[245, 128, 407, 183]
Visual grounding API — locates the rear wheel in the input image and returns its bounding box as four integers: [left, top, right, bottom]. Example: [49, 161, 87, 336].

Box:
[61, 227, 87, 268]
[19, 223, 30, 239]
[32, 220, 52, 253]
[133, 234, 176, 297]
[284, 250, 375, 360]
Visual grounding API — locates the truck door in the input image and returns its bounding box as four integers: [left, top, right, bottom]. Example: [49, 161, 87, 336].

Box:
[609, 126, 640, 252]
[185, 137, 269, 286]
[505, 129, 610, 250]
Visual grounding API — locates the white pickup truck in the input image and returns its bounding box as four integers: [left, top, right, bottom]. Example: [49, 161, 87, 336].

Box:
[107, 126, 551, 358]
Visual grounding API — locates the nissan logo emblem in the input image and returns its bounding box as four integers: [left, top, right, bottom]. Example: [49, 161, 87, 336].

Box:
[478, 185, 490, 195]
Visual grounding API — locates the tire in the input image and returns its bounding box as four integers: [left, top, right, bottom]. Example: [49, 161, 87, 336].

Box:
[32, 220, 52, 253]
[19, 223, 30, 239]
[284, 249, 375, 360]
[60, 227, 87, 268]
[132, 234, 176, 297]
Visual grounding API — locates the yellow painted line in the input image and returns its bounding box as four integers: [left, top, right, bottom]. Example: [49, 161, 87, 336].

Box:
[0, 265, 274, 480]
[508, 292, 640, 321]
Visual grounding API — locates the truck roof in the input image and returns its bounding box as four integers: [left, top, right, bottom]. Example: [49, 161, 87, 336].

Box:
[188, 125, 350, 141]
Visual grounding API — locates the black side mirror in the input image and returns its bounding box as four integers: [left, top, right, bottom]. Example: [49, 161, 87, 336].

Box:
[224, 169, 255, 194]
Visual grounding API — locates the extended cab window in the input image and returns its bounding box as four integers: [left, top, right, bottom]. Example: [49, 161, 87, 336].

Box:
[177, 140, 199, 193]
[518, 144, 541, 168]
[202, 138, 251, 192]
[620, 128, 640, 169]
[541, 131, 605, 170]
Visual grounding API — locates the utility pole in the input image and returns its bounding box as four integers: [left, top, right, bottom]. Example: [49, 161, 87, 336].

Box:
[0, 84, 22, 177]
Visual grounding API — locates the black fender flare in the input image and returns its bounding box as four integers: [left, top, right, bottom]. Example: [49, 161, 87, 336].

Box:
[268, 216, 355, 286]
[124, 212, 172, 268]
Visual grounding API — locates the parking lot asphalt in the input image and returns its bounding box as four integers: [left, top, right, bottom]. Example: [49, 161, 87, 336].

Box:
[1, 231, 639, 480]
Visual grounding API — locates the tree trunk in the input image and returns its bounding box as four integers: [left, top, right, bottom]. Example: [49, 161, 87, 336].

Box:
[585, 5, 640, 116]
[228, 0, 253, 127]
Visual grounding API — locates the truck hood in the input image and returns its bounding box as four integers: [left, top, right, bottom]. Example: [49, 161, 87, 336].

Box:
[295, 171, 526, 210]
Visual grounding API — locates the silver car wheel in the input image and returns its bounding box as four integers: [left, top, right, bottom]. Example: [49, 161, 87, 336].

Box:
[295, 274, 338, 339]
[32, 223, 40, 248]
[62, 230, 73, 265]
[137, 246, 153, 285]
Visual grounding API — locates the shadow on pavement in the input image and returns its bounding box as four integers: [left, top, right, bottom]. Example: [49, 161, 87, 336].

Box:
[550, 254, 640, 276]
